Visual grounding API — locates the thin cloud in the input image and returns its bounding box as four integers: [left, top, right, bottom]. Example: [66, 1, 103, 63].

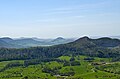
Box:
[40, 1, 110, 16]
[34, 15, 85, 23]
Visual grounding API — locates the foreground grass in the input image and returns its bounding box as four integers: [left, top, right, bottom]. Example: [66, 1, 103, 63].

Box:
[0, 55, 119, 79]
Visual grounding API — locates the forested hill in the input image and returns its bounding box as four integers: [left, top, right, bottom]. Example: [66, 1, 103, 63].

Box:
[68, 36, 120, 47]
[0, 36, 120, 62]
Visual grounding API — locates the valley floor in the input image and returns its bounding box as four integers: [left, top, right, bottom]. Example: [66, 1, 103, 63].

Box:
[0, 55, 120, 79]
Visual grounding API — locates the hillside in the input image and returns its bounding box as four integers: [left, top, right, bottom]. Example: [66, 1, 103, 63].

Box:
[0, 37, 13, 43]
[0, 39, 12, 48]
[0, 55, 120, 79]
[0, 36, 120, 79]
[68, 36, 120, 48]
[0, 36, 120, 61]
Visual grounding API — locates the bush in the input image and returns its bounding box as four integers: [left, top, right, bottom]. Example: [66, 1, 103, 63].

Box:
[71, 61, 80, 66]
[63, 61, 70, 66]
[70, 57, 75, 61]
[84, 57, 94, 61]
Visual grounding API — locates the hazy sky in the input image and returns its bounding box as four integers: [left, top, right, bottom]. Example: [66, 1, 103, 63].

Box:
[0, 0, 120, 38]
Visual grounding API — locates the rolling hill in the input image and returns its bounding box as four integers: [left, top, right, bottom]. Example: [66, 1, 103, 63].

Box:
[0, 36, 120, 61]
[0, 36, 120, 79]
[0, 39, 12, 48]
[0, 37, 75, 48]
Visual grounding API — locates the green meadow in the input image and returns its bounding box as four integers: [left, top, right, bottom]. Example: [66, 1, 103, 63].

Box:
[0, 55, 119, 79]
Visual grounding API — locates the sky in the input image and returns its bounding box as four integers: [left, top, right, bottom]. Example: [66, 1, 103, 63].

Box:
[0, 0, 120, 38]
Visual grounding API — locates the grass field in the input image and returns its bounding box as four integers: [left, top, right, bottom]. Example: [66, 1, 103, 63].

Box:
[0, 55, 120, 79]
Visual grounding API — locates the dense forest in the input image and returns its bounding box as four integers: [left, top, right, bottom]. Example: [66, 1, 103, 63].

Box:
[0, 37, 120, 62]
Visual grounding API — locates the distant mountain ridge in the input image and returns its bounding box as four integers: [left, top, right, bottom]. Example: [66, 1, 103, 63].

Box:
[0, 36, 120, 48]
[0, 37, 75, 48]
[0, 37, 13, 42]
[92, 37, 120, 47]
[66, 36, 120, 48]
[0, 36, 120, 62]
[0, 39, 11, 47]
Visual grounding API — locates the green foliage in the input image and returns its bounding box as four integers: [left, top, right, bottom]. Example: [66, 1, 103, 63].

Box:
[0, 37, 120, 62]
[0, 37, 120, 79]
[63, 61, 70, 67]
[0, 56, 120, 79]
[71, 61, 80, 66]
[96, 62, 120, 74]
[70, 57, 75, 61]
